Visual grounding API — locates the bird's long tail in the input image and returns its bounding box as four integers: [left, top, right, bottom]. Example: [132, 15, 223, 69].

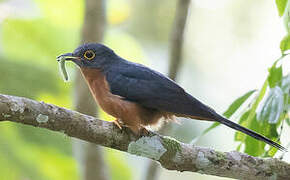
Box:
[181, 93, 286, 151]
[214, 114, 287, 152]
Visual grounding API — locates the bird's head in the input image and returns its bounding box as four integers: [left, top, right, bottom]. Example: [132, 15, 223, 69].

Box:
[57, 43, 117, 69]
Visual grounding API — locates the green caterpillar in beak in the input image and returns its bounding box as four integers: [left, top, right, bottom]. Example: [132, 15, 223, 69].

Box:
[57, 56, 69, 82]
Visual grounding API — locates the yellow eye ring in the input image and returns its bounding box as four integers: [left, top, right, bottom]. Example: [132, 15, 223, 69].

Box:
[84, 50, 95, 60]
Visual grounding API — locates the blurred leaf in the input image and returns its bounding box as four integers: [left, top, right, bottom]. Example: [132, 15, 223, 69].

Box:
[34, 0, 83, 27]
[276, 0, 288, 16]
[236, 143, 242, 151]
[0, 134, 44, 180]
[267, 63, 283, 88]
[244, 115, 266, 156]
[108, 0, 131, 25]
[245, 80, 268, 126]
[2, 19, 79, 66]
[235, 81, 272, 156]
[265, 146, 278, 157]
[286, 94, 290, 110]
[0, 155, 19, 180]
[281, 74, 290, 94]
[223, 90, 256, 118]
[269, 124, 279, 137]
[236, 81, 282, 157]
[236, 112, 280, 156]
[37, 92, 72, 110]
[35, 147, 78, 180]
[280, 34, 290, 53]
[257, 86, 284, 124]
[263, 124, 279, 157]
[201, 90, 256, 136]
[235, 80, 268, 146]
[233, 77, 286, 157]
[15, 123, 73, 155]
[286, 116, 290, 125]
[0, 58, 61, 99]
[283, 1, 290, 32]
[105, 149, 132, 180]
[235, 111, 250, 142]
[282, 74, 290, 114]
[0, 122, 78, 180]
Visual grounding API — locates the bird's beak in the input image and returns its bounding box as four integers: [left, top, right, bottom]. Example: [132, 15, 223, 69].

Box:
[57, 53, 81, 62]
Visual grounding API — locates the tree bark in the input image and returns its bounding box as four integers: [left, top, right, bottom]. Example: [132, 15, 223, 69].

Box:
[74, 0, 108, 180]
[1, 94, 289, 180]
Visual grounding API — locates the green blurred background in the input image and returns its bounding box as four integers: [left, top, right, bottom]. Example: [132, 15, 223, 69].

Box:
[0, 0, 289, 180]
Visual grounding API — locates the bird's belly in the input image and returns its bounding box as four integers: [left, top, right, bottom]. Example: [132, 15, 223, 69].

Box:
[80, 68, 169, 133]
[95, 92, 129, 118]
[95, 92, 142, 122]
[92, 86, 165, 128]
[91, 83, 173, 133]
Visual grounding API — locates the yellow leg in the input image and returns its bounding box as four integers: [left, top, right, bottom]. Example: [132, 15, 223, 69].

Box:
[113, 119, 122, 129]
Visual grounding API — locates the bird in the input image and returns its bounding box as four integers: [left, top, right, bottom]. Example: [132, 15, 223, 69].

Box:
[58, 43, 287, 152]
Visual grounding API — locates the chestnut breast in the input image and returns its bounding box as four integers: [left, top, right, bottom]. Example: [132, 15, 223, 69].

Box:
[80, 68, 140, 120]
[80, 68, 173, 130]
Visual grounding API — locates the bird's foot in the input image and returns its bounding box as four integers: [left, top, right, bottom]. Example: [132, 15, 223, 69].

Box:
[139, 127, 150, 137]
[113, 119, 123, 130]
[125, 125, 150, 137]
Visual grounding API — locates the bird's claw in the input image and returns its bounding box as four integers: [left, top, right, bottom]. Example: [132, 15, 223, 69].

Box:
[113, 119, 122, 130]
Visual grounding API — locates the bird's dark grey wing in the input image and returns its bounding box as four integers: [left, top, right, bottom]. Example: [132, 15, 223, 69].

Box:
[104, 61, 287, 152]
[105, 62, 216, 119]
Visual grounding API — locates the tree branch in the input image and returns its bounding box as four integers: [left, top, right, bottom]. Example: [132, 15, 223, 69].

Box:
[0, 94, 289, 180]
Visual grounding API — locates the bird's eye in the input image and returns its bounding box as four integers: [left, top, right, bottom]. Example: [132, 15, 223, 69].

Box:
[84, 50, 95, 60]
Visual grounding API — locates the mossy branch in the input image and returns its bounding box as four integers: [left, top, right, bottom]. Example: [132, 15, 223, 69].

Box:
[0, 94, 289, 180]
